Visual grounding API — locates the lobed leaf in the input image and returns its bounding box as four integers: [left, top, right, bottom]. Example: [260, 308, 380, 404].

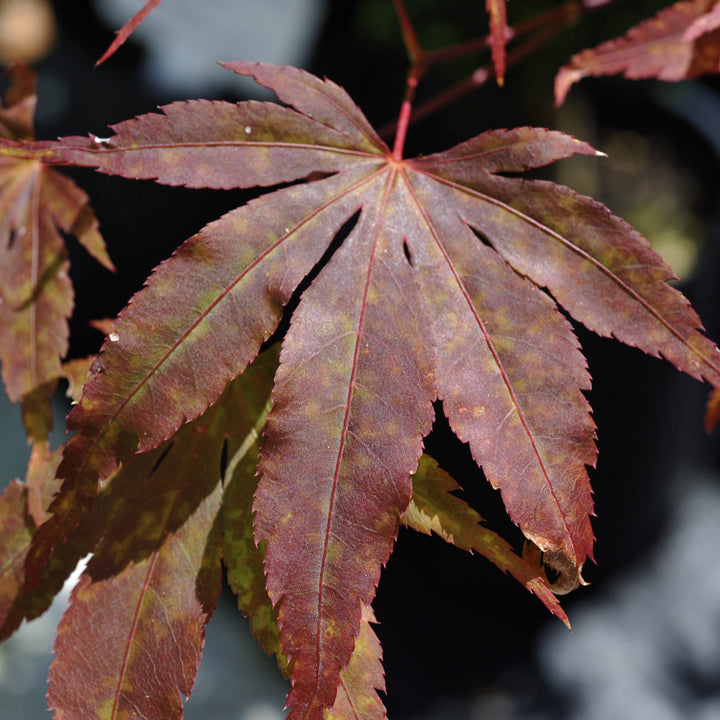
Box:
[412, 216, 595, 585]
[413, 128, 720, 390]
[555, 0, 720, 105]
[0, 66, 112, 446]
[26, 167, 379, 587]
[46, 97, 385, 191]
[14, 63, 720, 720]
[46, 346, 262, 719]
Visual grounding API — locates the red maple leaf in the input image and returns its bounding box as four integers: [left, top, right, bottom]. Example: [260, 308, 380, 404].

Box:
[1, 61, 719, 720]
[0, 65, 113, 425]
[555, 0, 720, 105]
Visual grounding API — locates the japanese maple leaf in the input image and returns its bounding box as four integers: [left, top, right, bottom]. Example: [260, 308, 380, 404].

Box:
[46, 346, 272, 720]
[0, 65, 114, 431]
[5, 61, 720, 720]
[555, 0, 720, 105]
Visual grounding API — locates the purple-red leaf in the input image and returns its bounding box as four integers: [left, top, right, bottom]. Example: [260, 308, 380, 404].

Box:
[96, 0, 165, 66]
[0, 65, 112, 435]
[406, 163, 596, 584]
[26, 167, 379, 588]
[47, 89, 386, 191]
[555, 0, 720, 105]
[46, 345, 260, 719]
[221, 62, 387, 154]
[413, 128, 720, 390]
[18, 63, 720, 720]
[48, 476, 223, 720]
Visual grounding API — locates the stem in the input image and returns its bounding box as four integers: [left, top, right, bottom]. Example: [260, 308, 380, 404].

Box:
[382, 0, 607, 142]
[392, 0, 423, 64]
[399, 67, 493, 135]
[390, 0, 427, 160]
[392, 68, 420, 161]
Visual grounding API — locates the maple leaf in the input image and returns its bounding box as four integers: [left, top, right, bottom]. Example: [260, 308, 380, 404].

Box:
[0, 64, 114, 445]
[4, 61, 719, 720]
[0, 445, 62, 641]
[48, 345, 279, 720]
[555, 0, 720, 105]
[486, 0, 509, 84]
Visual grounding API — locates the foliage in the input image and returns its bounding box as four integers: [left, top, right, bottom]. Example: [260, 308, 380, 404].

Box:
[1, 1, 720, 719]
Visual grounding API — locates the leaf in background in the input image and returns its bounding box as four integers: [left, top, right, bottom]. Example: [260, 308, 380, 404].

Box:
[24, 439, 55, 526]
[0, 65, 113, 444]
[96, 0, 165, 65]
[0, 63, 36, 141]
[324, 604, 386, 720]
[48, 475, 223, 720]
[46, 344, 264, 719]
[61, 355, 95, 403]
[13, 62, 720, 720]
[486, 0, 509, 84]
[555, 0, 720, 105]
[706, 387, 720, 432]
[221, 344, 288, 670]
[404, 454, 570, 621]
[0, 481, 32, 636]
[0, 445, 62, 641]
